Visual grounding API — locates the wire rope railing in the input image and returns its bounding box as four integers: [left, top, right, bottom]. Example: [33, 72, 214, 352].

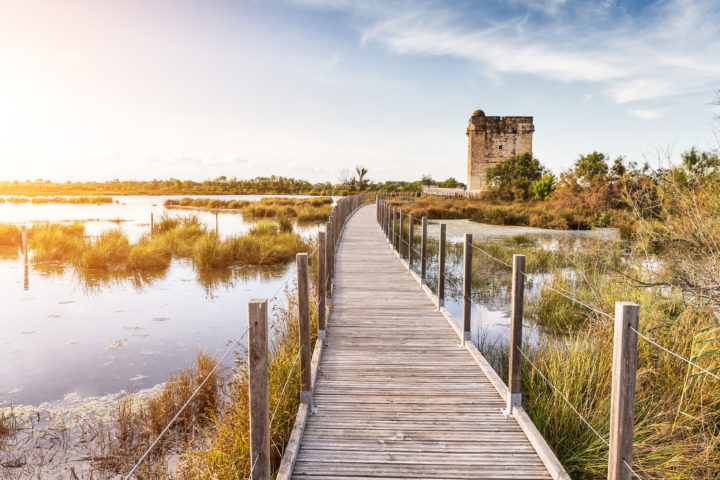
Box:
[375, 196, 665, 480]
[122, 193, 372, 479]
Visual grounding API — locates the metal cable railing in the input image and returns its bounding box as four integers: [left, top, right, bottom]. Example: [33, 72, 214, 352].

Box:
[375, 198, 657, 479]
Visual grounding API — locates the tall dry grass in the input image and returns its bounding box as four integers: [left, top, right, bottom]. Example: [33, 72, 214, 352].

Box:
[391, 196, 623, 230]
[13, 215, 310, 272]
[164, 197, 333, 223]
[179, 284, 320, 478]
[102, 352, 219, 477]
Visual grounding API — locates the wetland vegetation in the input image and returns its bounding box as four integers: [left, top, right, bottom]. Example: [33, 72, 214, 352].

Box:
[165, 196, 334, 222]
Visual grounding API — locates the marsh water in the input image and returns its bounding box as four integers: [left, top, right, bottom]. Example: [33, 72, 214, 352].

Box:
[0, 195, 324, 409]
[1, 197, 617, 412]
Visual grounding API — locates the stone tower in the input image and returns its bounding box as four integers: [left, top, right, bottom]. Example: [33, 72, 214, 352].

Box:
[466, 110, 534, 191]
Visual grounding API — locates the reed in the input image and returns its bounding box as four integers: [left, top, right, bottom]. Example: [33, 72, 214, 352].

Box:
[179, 284, 319, 478]
[390, 197, 622, 230]
[2, 195, 113, 204]
[28, 222, 86, 263]
[0, 224, 21, 246]
[106, 351, 219, 477]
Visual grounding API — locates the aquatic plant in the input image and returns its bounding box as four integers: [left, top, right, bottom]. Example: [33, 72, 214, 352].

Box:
[0, 224, 21, 246]
[165, 197, 334, 223]
[28, 222, 86, 262]
[2, 195, 113, 204]
[80, 230, 131, 269]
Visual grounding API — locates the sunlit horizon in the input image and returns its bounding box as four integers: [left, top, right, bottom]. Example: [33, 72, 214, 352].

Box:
[1, 0, 719, 184]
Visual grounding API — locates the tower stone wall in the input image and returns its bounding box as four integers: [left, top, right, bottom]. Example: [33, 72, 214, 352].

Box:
[467, 110, 534, 191]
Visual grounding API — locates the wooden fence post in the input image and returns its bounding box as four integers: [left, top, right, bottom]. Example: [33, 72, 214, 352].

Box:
[297, 253, 312, 407]
[506, 254, 525, 414]
[399, 210, 405, 256]
[462, 233, 472, 343]
[318, 232, 326, 344]
[608, 302, 640, 480]
[420, 217, 427, 283]
[392, 208, 397, 250]
[438, 224, 446, 308]
[325, 221, 333, 297]
[248, 299, 270, 480]
[21, 226, 28, 259]
[408, 213, 414, 270]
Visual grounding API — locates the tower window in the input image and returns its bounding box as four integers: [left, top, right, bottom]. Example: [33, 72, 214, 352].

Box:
[498, 145, 503, 150]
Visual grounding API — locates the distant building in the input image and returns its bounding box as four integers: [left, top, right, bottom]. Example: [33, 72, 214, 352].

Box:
[466, 110, 534, 191]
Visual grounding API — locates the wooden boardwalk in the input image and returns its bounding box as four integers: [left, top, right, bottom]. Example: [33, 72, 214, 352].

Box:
[288, 205, 558, 479]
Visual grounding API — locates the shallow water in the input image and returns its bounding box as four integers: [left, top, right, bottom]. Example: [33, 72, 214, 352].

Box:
[0, 195, 321, 407]
[0, 194, 330, 241]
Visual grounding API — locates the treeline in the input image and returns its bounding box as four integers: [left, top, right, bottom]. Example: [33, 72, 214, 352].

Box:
[0, 175, 464, 196]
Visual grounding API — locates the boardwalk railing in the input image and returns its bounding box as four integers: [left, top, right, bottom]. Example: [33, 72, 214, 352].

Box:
[377, 196, 720, 480]
[123, 193, 374, 479]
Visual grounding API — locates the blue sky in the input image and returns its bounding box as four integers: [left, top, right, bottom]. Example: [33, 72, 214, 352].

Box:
[0, 0, 719, 183]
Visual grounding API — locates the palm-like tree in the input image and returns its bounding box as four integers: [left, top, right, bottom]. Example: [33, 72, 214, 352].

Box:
[355, 166, 369, 191]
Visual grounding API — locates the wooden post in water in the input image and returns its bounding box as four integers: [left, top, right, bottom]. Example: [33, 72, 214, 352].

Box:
[248, 299, 270, 480]
[462, 233, 472, 343]
[215, 212, 219, 235]
[21, 226, 28, 259]
[506, 254, 525, 414]
[150, 212, 154, 234]
[420, 216, 427, 283]
[438, 224, 446, 307]
[296, 253, 312, 407]
[317, 232, 327, 344]
[608, 302, 640, 480]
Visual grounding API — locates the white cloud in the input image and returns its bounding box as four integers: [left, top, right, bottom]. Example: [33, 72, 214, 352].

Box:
[292, 0, 720, 104]
[629, 109, 663, 120]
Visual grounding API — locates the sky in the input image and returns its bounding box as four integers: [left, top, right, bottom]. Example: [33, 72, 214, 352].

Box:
[1, 0, 719, 184]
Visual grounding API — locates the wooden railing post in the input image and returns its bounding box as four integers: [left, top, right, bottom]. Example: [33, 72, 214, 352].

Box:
[386, 204, 391, 238]
[392, 207, 397, 250]
[325, 221, 333, 297]
[297, 253, 312, 407]
[317, 232, 327, 344]
[462, 233, 472, 343]
[506, 254, 525, 414]
[608, 302, 640, 480]
[248, 299, 270, 480]
[438, 224, 446, 307]
[399, 210, 405, 256]
[420, 217, 427, 283]
[408, 212, 414, 270]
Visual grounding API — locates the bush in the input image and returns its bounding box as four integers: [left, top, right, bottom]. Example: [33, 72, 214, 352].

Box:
[80, 230, 131, 269]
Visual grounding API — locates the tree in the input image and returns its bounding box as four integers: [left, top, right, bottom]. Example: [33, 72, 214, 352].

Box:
[355, 165, 369, 191]
[681, 147, 719, 178]
[531, 173, 556, 200]
[574, 152, 609, 185]
[485, 153, 546, 201]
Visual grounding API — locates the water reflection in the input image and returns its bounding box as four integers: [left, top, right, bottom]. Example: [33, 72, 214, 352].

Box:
[0, 253, 294, 407]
